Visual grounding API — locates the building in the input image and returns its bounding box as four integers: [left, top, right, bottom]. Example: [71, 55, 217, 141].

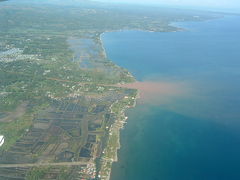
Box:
[0, 135, 4, 147]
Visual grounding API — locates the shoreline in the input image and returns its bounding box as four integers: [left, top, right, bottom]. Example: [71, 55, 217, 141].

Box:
[97, 85, 139, 179]
[97, 32, 140, 180]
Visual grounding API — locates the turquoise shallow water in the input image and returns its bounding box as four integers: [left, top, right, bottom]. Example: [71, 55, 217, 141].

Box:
[102, 15, 240, 180]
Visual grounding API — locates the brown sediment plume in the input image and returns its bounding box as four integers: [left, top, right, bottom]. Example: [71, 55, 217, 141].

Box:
[118, 81, 188, 104]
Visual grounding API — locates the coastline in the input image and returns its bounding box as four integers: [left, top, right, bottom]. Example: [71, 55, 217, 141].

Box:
[96, 32, 140, 180]
[98, 33, 136, 83]
[97, 91, 139, 180]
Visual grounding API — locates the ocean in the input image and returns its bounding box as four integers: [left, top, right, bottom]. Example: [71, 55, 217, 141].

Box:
[102, 15, 240, 180]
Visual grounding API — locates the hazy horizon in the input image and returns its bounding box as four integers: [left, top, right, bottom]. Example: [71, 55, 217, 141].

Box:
[4, 0, 240, 12]
[94, 0, 240, 12]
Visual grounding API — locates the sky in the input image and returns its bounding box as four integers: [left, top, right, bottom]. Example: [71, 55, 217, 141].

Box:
[94, 0, 240, 11]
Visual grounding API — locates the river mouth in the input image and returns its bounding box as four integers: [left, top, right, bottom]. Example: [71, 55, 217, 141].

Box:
[118, 81, 189, 105]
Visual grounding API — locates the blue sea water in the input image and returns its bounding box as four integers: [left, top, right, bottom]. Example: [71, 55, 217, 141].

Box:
[102, 15, 240, 180]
